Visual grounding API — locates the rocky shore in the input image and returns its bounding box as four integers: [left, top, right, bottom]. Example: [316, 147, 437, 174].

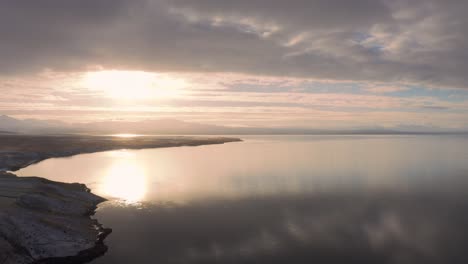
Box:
[0, 135, 240, 263]
[0, 172, 110, 264]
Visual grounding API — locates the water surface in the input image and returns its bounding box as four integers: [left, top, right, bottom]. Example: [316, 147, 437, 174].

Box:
[16, 135, 468, 263]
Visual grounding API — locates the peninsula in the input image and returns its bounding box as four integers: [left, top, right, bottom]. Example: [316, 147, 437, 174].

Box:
[0, 134, 241, 263]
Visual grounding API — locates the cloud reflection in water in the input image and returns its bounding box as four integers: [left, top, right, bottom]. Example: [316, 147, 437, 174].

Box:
[95, 191, 468, 264]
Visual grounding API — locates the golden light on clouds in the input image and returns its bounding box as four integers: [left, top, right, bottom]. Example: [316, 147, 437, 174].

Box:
[81, 70, 185, 100]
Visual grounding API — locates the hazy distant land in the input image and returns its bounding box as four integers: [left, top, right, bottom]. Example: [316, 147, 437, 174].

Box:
[2, 115, 467, 136]
[0, 134, 240, 263]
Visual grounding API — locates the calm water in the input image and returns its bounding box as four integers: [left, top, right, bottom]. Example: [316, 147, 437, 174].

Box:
[16, 135, 468, 263]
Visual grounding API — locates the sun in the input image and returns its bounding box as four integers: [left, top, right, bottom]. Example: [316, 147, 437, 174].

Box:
[82, 70, 185, 100]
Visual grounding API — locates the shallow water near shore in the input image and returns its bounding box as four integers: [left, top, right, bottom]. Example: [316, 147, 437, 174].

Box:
[16, 135, 468, 263]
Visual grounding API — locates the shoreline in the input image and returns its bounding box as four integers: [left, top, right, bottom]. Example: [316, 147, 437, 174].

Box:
[0, 135, 241, 263]
[0, 172, 111, 264]
[0, 135, 241, 172]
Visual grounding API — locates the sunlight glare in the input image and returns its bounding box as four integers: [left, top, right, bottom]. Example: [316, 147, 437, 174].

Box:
[101, 157, 148, 203]
[111, 133, 144, 138]
[82, 70, 185, 100]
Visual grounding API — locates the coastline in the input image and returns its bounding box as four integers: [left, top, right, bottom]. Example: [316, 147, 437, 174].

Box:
[0, 135, 241, 171]
[0, 135, 241, 263]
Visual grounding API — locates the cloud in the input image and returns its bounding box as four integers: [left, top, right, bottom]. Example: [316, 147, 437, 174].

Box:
[1, 71, 468, 129]
[1, 0, 468, 130]
[364, 86, 409, 94]
[0, 0, 468, 88]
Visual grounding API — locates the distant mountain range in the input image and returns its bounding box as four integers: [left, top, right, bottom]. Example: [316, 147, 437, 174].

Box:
[0, 115, 74, 134]
[0, 115, 231, 135]
[0, 115, 466, 135]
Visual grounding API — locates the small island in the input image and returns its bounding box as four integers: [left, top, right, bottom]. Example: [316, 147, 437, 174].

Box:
[0, 134, 241, 263]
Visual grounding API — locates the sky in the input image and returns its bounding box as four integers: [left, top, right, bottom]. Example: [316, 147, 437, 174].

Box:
[1, 0, 468, 130]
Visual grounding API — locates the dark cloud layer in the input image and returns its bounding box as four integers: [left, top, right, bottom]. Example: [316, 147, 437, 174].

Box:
[1, 0, 467, 88]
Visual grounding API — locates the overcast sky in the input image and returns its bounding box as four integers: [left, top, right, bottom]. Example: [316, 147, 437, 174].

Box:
[1, 0, 468, 130]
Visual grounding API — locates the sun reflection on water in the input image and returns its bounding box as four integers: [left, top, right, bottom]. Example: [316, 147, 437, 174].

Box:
[110, 133, 144, 138]
[100, 155, 148, 204]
